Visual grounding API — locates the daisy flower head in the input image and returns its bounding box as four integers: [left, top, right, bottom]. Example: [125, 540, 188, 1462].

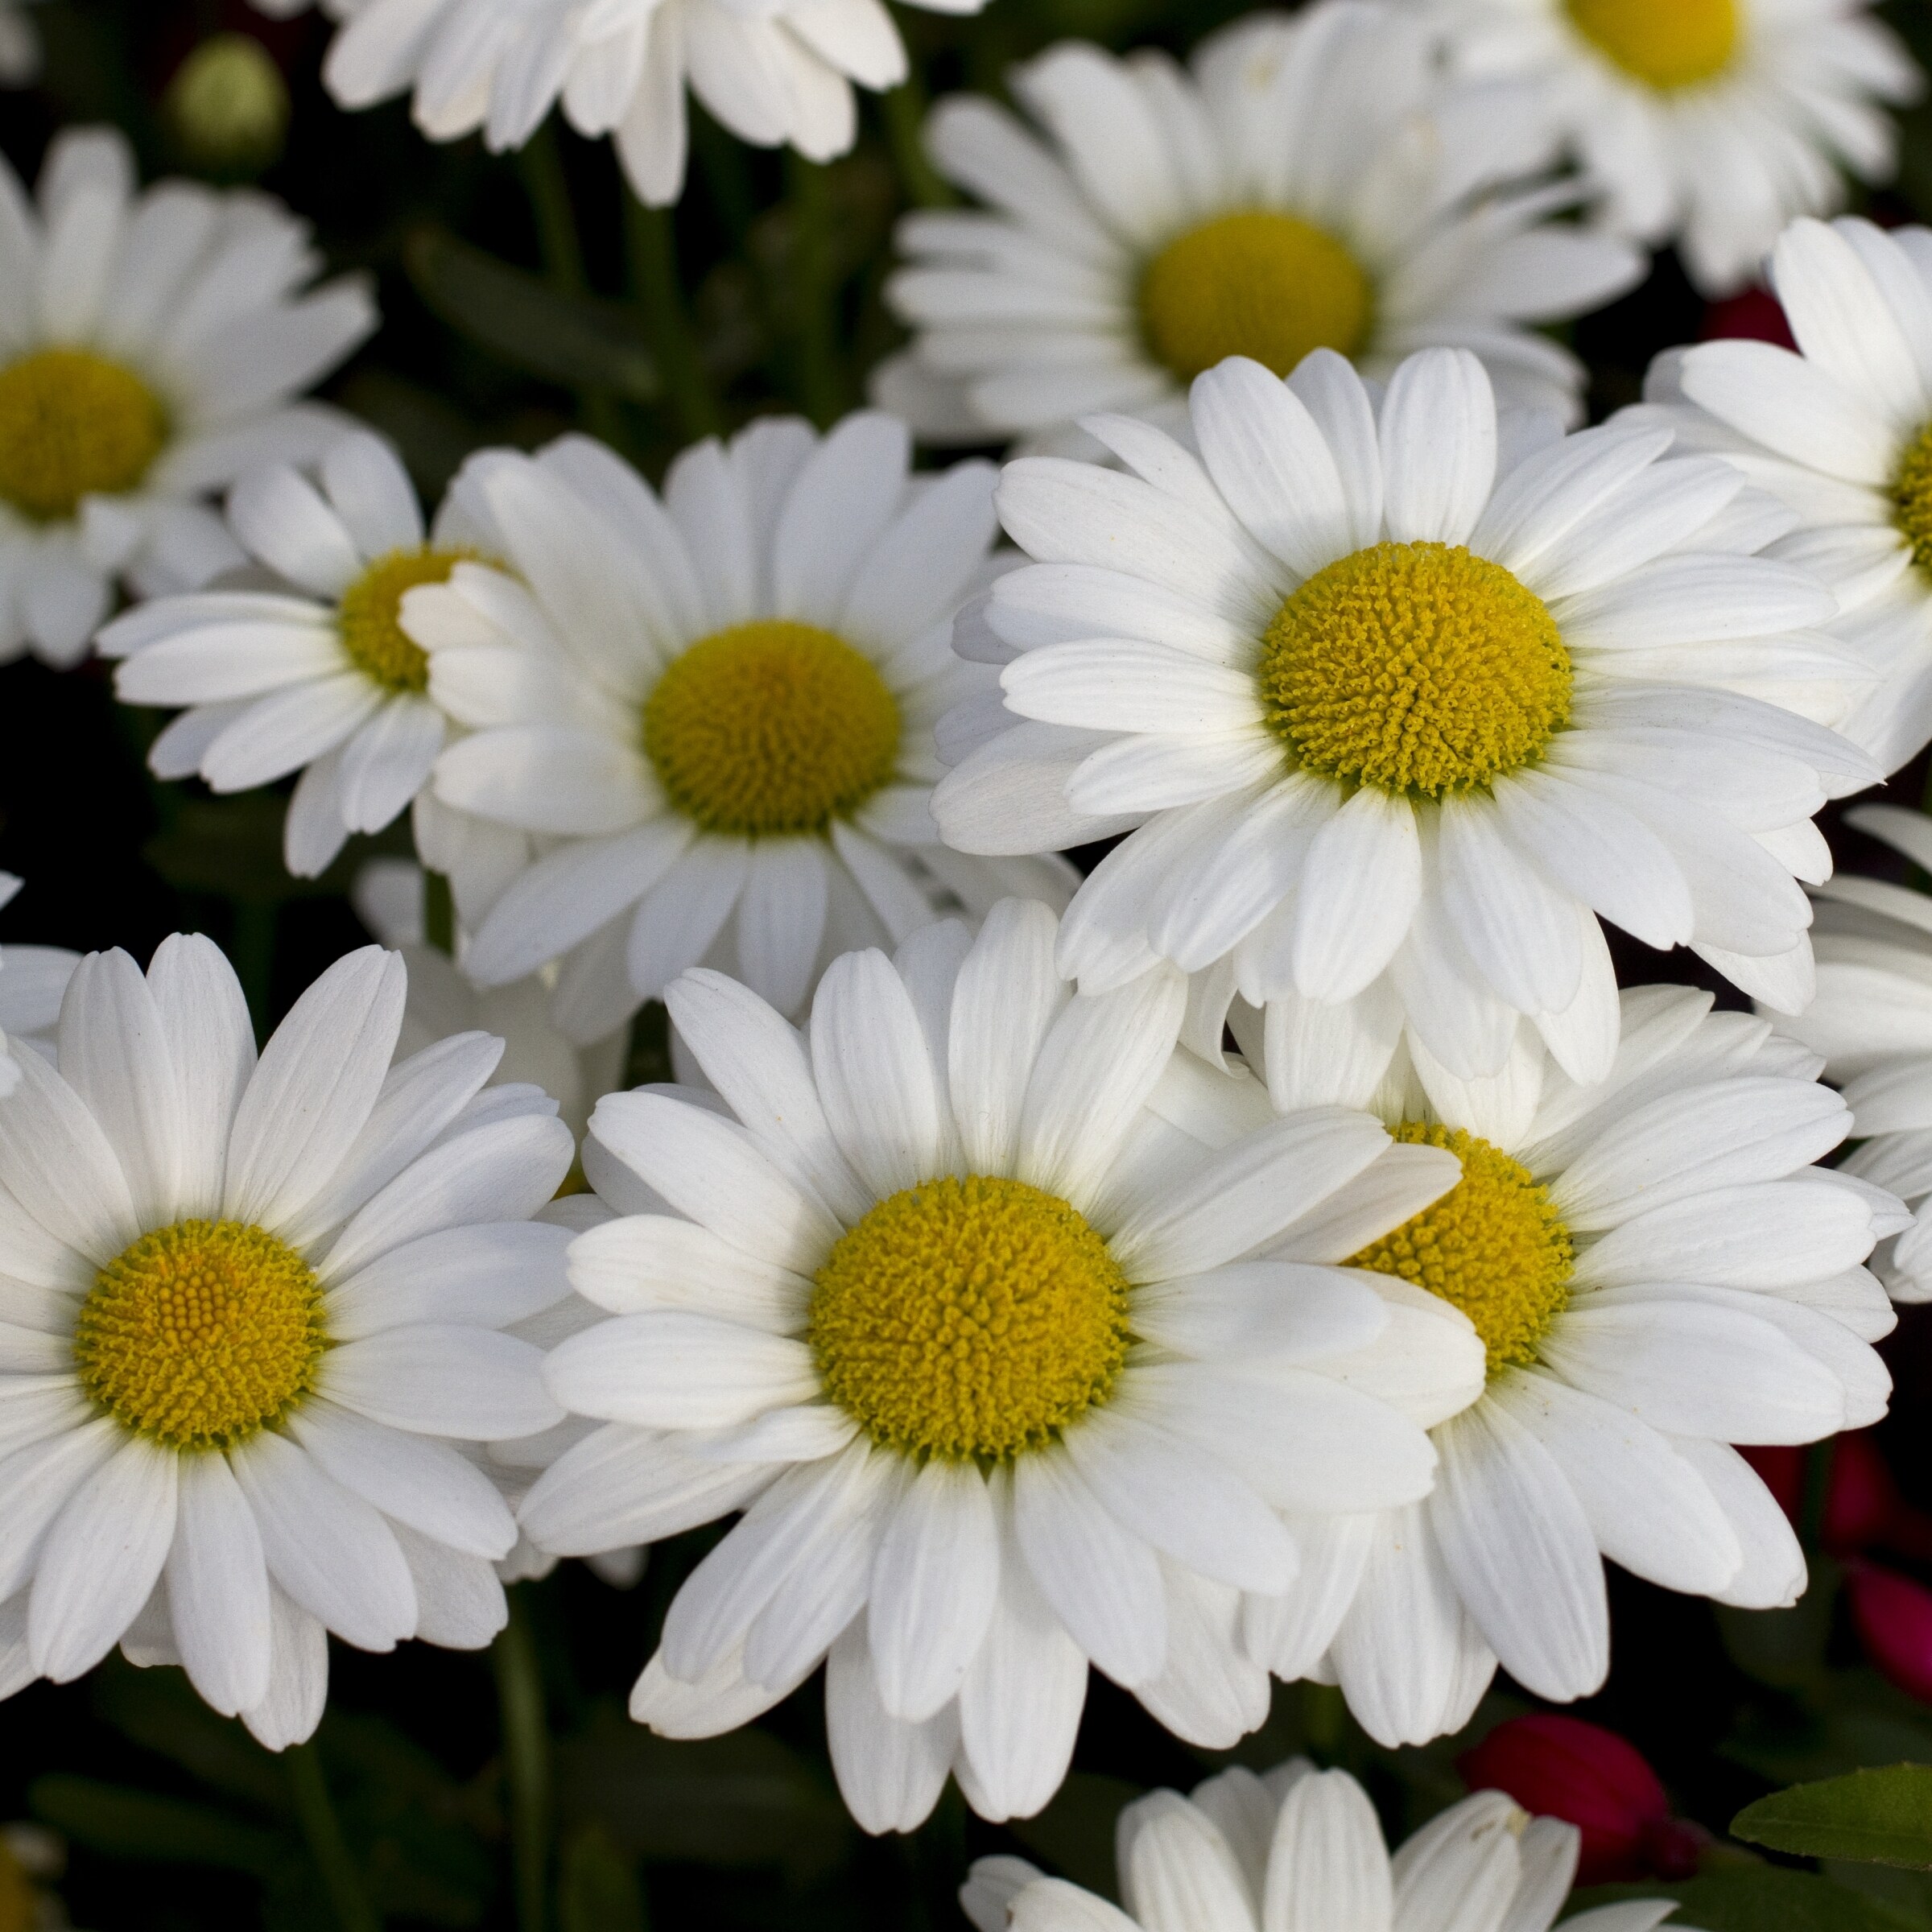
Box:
[1425, 0, 1919, 296]
[1635, 216, 1932, 776]
[518, 899, 1488, 1831]
[315, 0, 988, 211]
[1770, 803, 1932, 1305]
[0, 127, 376, 668]
[0, 938, 579, 1746]
[412, 414, 1075, 1046]
[961, 1758, 1693, 1932]
[934, 345, 1875, 1108]
[1220, 985, 1899, 1745]
[97, 432, 502, 881]
[875, 0, 1645, 452]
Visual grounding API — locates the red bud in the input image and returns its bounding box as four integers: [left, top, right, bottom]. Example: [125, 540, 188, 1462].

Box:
[1846, 1560, 1932, 1704]
[1700, 287, 1795, 349]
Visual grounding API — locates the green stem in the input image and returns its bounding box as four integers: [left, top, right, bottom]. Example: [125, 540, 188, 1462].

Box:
[881, 79, 952, 209]
[785, 151, 842, 426]
[493, 1591, 551, 1932]
[422, 869, 454, 955]
[624, 199, 720, 441]
[1799, 1435, 1839, 1550]
[288, 1743, 380, 1932]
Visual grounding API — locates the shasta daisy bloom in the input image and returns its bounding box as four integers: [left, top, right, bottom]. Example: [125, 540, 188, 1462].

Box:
[0, 127, 375, 669]
[315, 0, 986, 211]
[411, 414, 1075, 1046]
[518, 900, 1486, 1831]
[1633, 217, 1932, 775]
[1770, 803, 1932, 1305]
[1222, 986, 1901, 1746]
[97, 434, 500, 879]
[873, 2, 1642, 452]
[935, 345, 1872, 1100]
[960, 1759, 1692, 1932]
[1426, 0, 1918, 296]
[0, 939, 577, 1744]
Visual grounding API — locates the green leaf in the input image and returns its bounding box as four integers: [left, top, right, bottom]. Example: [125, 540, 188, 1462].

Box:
[1573, 1868, 1929, 1931]
[406, 226, 659, 401]
[1734, 1768, 1932, 1871]
[559, 1823, 647, 1932]
[29, 1775, 284, 1874]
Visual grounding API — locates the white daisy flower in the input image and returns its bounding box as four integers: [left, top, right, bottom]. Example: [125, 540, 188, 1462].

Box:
[0, 0, 41, 84]
[1770, 803, 1932, 1306]
[0, 127, 376, 668]
[313, 0, 987, 210]
[409, 414, 1075, 1045]
[960, 1759, 1691, 1932]
[97, 432, 502, 881]
[518, 900, 1487, 1832]
[934, 345, 1874, 1103]
[1631, 216, 1932, 776]
[0, 939, 578, 1748]
[1219, 985, 1901, 1745]
[874, 2, 1644, 452]
[1425, 0, 1919, 296]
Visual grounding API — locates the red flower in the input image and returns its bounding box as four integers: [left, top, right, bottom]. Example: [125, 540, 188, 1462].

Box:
[1458, 1713, 1703, 1885]
[1740, 1434, 1907, 1554]
[1846, 1561, 1932, 1704]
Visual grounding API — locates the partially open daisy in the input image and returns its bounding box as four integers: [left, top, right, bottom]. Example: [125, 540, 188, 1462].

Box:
[518, 901, 1485, 1831]
[0, 939, 576, 1743]
[1223, 985, 1900, 1745]
[1634, 217, 1932, 775]
[962, 1758, 1687, 1932]
[1772, 803, 1932, 1306]
[411, 415, 1075, 1045]
[875, 2, 1642, 453]
[98, 434, 500, 878]
[316, 0, 986, 208]
[0, 127, 375, 668]
[935, 346, 1872, 1099]
[1427, 0, 1918, 295]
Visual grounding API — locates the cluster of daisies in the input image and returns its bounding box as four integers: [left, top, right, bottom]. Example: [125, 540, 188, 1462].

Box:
[5, 0, 1932, 1921]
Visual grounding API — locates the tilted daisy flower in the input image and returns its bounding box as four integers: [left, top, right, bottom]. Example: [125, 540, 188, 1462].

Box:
[1221, 985, 1900, 1745]
[0, 939, 578, 1747]
[874, 2, 1643, 452]
[961, 1758, 1694, 1932]
[98, 433, 502, 879]
[518, 900, 1486, 1832]
[316, 0, 987, 209]
[410, 414, 1075, 1045]
[0, 0, 40, 84]
[0, 127, 375, 667]
[1632, 217, 1932, 775]
[934, 346, 1872, 1102]
[1425, 0, 1918, 295]
[1772, 803, 1932, 1305]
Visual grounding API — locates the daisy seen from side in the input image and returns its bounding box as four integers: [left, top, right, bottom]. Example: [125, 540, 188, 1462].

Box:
[1424, 0, 1918, 295]
[409, 413, 1075, 1046]
[876, 0, 1643, 452]
[0, 126, 375, 667]
[1221, 985, 1900, 1744]
[518, 899, 1488, 1831]
[0, 939, 578, 1747]
[934, 345, 1873, 1104]
[98, 431, 502, 879]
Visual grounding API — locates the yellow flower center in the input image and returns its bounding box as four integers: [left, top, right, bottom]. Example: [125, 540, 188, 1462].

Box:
[809, 1174, 1132, 1461]
[339, 547, 474, 694]
[1138, 210, 1373, 384]
[643, 619, 902, 838]
[1259, 540, 1571, 797]
[1893, 422, 1932, 572]
[73, 1219, 327, 1451]
[1566, 0, 1739, 89]
[0, 348, 167, 522]
[1348, 1124, 1574, 1376]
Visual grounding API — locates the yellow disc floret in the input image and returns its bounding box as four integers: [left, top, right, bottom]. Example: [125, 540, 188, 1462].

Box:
[1139, 210, 1373, 383]
[74, 1219, 327, 1451]
[643, 619, 902, 837]
[1566, 0, 1738, 90]
[338, 547, 474, 693]
[0, 348, 167, 522]
[1260, 539, 1571, 797]
[1348, 1123, 1574, 1376]
[809, 1174, 1132, 1461]
[1893, 421, 1932, 572]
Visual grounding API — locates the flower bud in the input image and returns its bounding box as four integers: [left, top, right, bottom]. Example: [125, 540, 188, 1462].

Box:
[1846, 1561, 1932, 1704]
[1741, 1435, 1913, 1555]
[1700, 286, 1794, 348]
[163, 34, 291, 177]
